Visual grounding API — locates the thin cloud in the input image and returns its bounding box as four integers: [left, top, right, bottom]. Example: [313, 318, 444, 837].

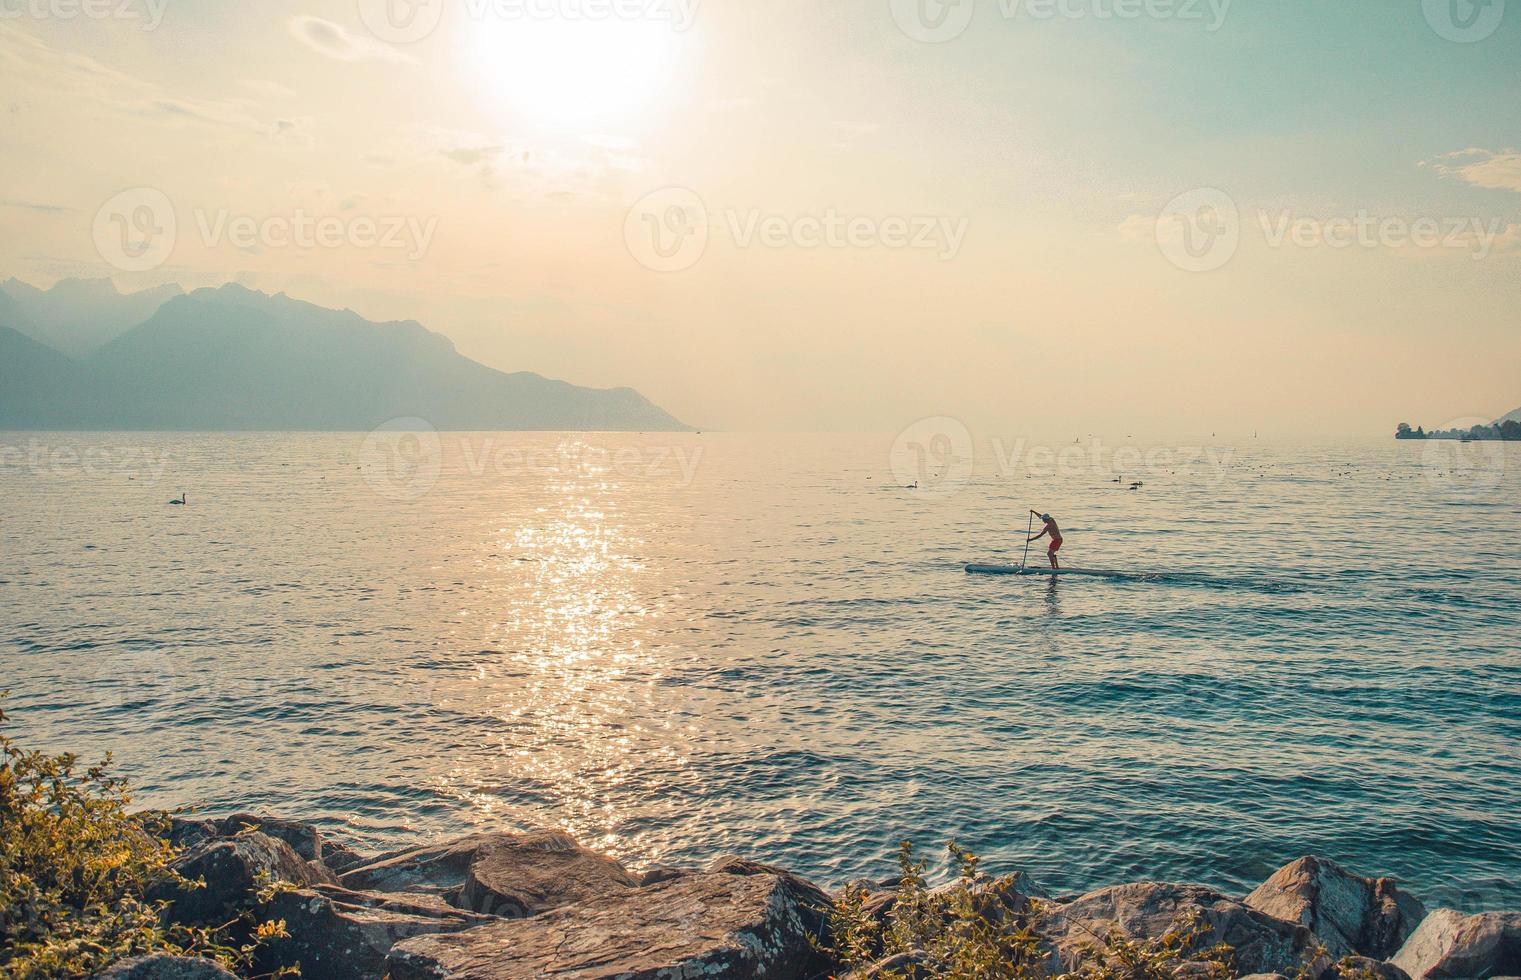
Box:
[442, 146, 503, 166]
[288, 16, 415, 65]
[1423, 148, 1521, 194]
[0, 198, 70, 213]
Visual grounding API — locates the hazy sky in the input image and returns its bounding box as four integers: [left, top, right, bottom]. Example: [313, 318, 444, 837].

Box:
[1, 0, 1517, 436]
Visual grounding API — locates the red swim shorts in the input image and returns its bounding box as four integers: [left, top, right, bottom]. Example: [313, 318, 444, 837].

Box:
[1048, 538, 1063, 553]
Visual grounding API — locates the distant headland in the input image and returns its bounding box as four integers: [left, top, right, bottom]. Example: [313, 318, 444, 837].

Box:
[0, 278, 691, 432]
[1397, 409, 1521, 441]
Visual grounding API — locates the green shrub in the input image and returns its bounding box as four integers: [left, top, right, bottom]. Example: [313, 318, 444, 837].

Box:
[823, 841, 1236, 980]
[0, 694, 289, 979]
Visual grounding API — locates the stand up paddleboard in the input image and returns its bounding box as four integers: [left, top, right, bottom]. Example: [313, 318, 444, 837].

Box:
[964, 564, 1127, 577]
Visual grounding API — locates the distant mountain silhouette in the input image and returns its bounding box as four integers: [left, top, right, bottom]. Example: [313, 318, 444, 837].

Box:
[0, 324, 89, 427]
[0, 283, 690, 432]
[1498, 406, 1521, 425]
[1, 277, 183, 357]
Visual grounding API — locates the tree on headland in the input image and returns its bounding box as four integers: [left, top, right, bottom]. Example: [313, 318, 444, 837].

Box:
[1399, 420, 1520, 441]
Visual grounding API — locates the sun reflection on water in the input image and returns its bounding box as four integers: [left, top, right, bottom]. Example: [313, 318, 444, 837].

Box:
[430, 460, 685, 862]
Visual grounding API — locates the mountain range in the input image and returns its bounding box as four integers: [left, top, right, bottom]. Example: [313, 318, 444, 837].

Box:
[0, 279, 689, 432]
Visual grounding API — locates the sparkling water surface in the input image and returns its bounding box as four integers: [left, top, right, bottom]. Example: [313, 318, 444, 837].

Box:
[2, 432, 1518, 909]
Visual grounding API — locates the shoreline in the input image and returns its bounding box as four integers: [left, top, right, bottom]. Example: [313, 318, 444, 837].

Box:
[92, 807, 1520, 980]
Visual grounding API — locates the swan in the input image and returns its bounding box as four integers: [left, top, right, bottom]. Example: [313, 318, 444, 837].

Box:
[169, 493, 187, 506]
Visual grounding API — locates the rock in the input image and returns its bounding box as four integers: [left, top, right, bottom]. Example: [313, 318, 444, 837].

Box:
[340, 830, 639, 916]
[1389, 909, 1521, 979]
[155, 831, 324, 928]
[637, 863, 691, 886]
[1236, 975, 1290, 980]
[214, 813, 322, 862]
[1244, 855, 1426, 960]
[1332, 956, 1411, 979]
[387, 869, 832, 980]
[252, 884, 498, 980]
[1031, 881, 1319, 976]
[339, 832, 508, 899]
[164, 817, 219, 852]
[458, 830, 639, 916]
[92, 955, 238, 979]
[321, 838, 373, 874]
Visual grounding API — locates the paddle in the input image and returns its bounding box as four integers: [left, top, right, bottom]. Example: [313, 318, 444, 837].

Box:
[1019, 510, 1034, 570]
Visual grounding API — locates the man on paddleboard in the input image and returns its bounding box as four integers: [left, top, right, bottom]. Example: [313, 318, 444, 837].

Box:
[1027, 511, 1062, 569]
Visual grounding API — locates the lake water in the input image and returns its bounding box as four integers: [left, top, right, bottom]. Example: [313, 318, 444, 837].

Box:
[2, 430, 1518, 910]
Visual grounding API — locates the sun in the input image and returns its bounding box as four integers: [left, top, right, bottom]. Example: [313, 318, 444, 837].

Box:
[469, 16, 682, 128]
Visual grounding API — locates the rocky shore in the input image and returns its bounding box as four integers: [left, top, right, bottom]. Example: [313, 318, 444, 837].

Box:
[96, 812, 1520, 980]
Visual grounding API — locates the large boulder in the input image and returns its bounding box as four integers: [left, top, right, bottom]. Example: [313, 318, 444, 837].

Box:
[340, 830, 638, 916]
[1031, 881, 1320, 976]
[92, 955, 238, 979]
[459, 830, 639, 916]
[1244, 855, 1426, 960]
[338, 833, 509, 898]
[386, 869, 832, 980]
[252, 884, 498, 980]
[320, 838, 374, 874]
[1389, 909, 1521, 979]
[1333, 957, 1411, 980]
[213, 813, 322, 862]
[154, 831, 324, 928]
